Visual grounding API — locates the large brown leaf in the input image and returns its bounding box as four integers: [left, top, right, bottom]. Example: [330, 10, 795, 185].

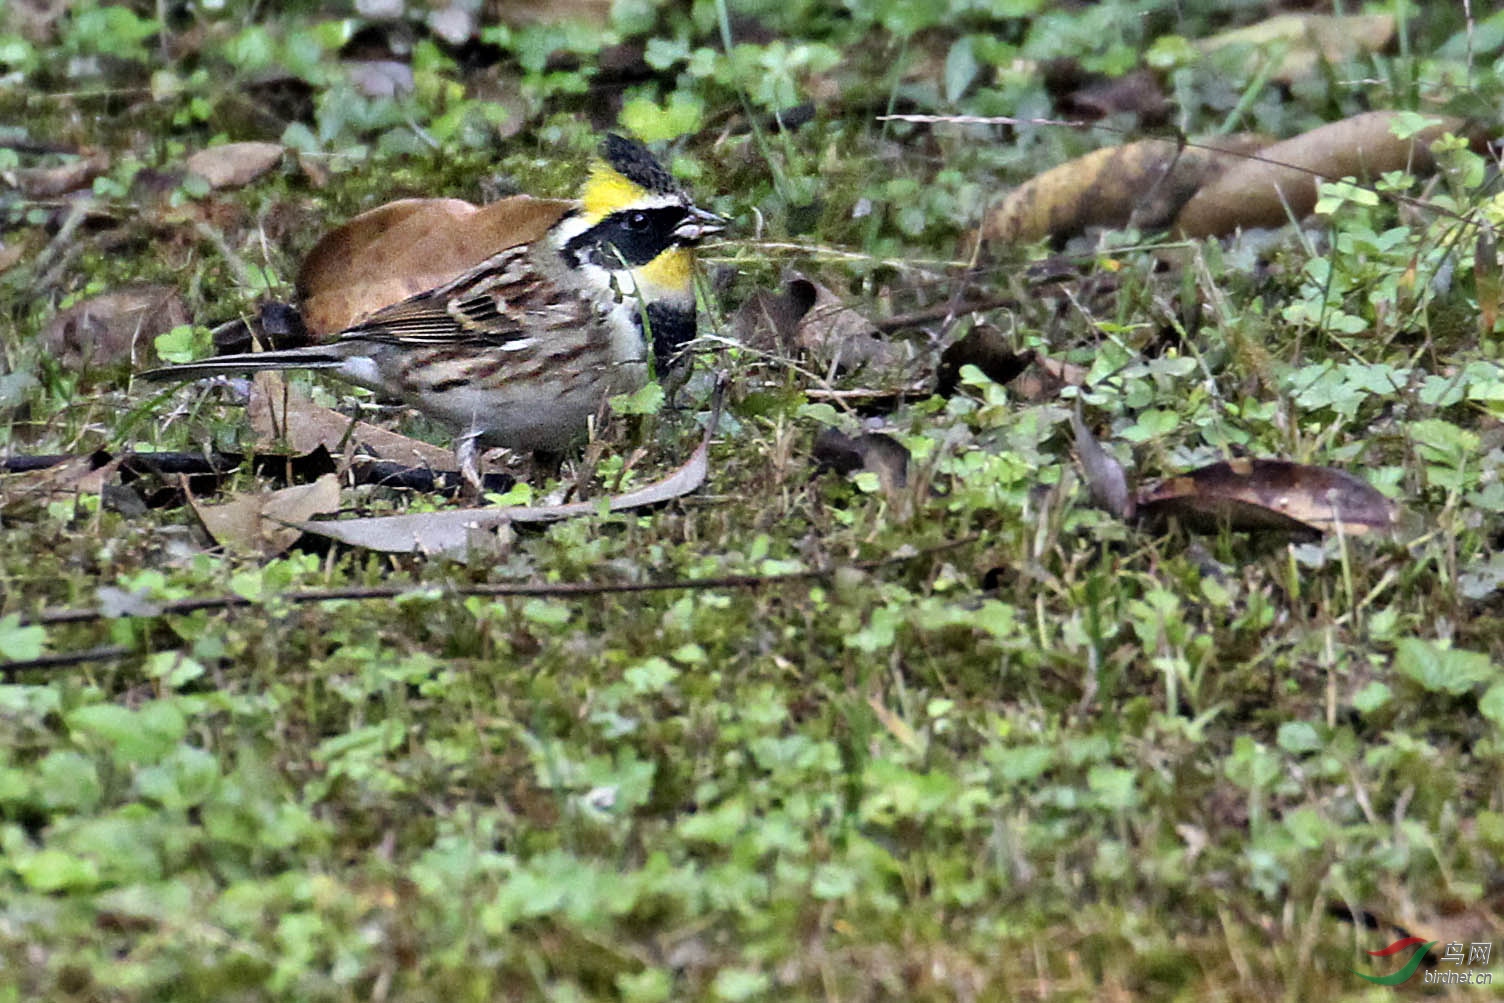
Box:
[1174, 111, 1467, 238]
[296, 195, 572, 335]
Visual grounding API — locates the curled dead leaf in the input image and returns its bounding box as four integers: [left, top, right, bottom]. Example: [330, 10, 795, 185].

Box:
[793, 277, 912, 377]
[1071, 405, 1132, 521]
[1136, 459, 1396, 536]
[976, 134, 1269, 246]
[812, 428, 911, 500]
[935, 327, 1032, 396]
[1174, 111, 1467, 238]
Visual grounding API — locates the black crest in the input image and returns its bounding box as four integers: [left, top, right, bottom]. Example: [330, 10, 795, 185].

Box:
[602, 134, 678, 195]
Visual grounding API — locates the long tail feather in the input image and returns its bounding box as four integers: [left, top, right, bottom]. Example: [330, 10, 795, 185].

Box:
[138, 349, 346, 383]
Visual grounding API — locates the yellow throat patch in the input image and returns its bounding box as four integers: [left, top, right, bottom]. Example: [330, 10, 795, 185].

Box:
[634, 246, 693, 295]
[581, 162, 648, 223]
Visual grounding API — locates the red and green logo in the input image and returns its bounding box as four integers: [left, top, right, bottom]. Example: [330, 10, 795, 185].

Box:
[1352, 936, 1437, 986]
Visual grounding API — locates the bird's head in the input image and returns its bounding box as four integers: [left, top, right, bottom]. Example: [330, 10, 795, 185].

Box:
[565, 134, 723, 300]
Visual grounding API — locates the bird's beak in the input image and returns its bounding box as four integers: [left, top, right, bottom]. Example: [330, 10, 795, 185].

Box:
[674, 205, 727, 243]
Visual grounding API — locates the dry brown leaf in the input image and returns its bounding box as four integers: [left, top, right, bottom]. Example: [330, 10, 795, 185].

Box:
[294, 410, 717, 557]
[1071, 405, 1131, 521]
[0, 454, 119, 518]
[935, 327, 1032, 396]
[41, 285, 188, 374]
[812, 428, 911, 501]
[248, 371, 455, 470]
[1197, 13, 1395, 85]
[1174, 111, 1466, 238]
[296, 195, 570, 335]
[0, 238, 28, 274]
[794, 277, 912, 376]
[977, 134, 1269, 246]
[1013, 355, 1088, 402]
[2, 151, 110, 198]
[187, 473, 341, 557]
[1136, 459, 1396, 536]
[184, 142, 285, 190]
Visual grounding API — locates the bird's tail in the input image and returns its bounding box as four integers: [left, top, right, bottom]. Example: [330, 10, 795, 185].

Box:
[138, 349, 346, 383]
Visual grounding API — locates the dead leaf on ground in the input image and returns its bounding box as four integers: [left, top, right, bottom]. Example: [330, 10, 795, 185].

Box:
[1014, 355, 1088, 402]
[184, 141, 285, 190]
[793, 277, 913, 377]
[976, 134, 1270, 246]
[731, 279, 818, 355]
[1174, 111, 1467, 238]
[41, 285, 188, 374]
[296, 195, 571, 335]
[812, 428, 911, 501]
[0, 453, 121, 518]
[935, 326, 1032, 396]
[1197, 13, 1396, 86]
[295, 412, 717, 557]
[732, 273, 915, 379]
[1136, 458, 1396, 536]
[2, 151, 110, 198]
[1055, 66, 1171, 125]
[249, 371, 456, 471]
[1071, 404, 1132, 521]
[187, 473, 342, 557]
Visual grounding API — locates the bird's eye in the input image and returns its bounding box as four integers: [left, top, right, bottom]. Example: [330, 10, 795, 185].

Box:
[626, 211, 650, 231]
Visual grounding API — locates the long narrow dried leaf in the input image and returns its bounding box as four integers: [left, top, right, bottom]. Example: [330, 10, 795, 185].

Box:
[1071, 404, 1132, 520]
[294, 386, 725, 556]
[1174, 111, 1466, 238]
[1136, 459, 1396, 535]
[1196, 13, 1395, 85]
[977, 135, 1268, 246]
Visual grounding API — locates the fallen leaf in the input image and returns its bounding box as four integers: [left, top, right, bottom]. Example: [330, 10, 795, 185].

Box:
[1071, 404, 1132, 520]
[2, 151, 109, 198]
[792, 276, 913, 377]
[249, 371, 456, 471]
[812, 428, 911, 501]
[187, 473, 342, 557]
[184, 142, 284, 190]
[1197, 13, 1396, 86]
[41, 285, 188, 374]
[976, 135, 1269, 246]
[1136, 459, 1396, 536]
[935, 327, 1032, 396]
[293, 383, 724, 557]
[297, 195, 570, 335]
[0, 453, 120, 518]
[1174, 111, 1466, 238]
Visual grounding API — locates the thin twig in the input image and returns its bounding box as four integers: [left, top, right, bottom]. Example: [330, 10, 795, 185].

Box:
[16, 535, 979, 631]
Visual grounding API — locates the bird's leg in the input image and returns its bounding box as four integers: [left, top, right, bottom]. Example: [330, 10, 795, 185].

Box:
[456, 433, 485, 502]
